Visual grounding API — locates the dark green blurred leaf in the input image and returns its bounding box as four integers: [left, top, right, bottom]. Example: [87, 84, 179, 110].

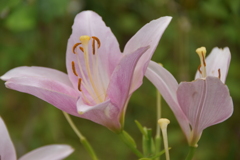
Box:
[37, 0, 69, 22]
[5, 5, 37, 31]
[0, 0, 21, 13]
[201, 0, 229, 19]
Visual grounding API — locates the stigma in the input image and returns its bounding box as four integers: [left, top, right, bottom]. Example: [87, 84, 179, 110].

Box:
[71, 35, 107, 106]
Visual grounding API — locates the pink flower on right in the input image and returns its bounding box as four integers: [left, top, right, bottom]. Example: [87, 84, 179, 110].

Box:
[146, 47, 233, 146]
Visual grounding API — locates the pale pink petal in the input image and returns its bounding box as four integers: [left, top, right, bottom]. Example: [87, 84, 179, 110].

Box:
[66, 10, 122, 90]
[5, 77, 79, 116]
[1, 66, 73, 87]
[145, 61, 191, 141]
[108, 46, 149, 110]
[177, 76, 233, 137]
[195, 47, 231, 83]
[19, 144, 74, 160]
[0, 117, 17, 160]
[123, 16, 172, 93]
[77, 99, 121, 132]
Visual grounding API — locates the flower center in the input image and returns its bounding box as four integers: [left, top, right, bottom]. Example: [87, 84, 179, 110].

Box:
[71, 35, 108, 105]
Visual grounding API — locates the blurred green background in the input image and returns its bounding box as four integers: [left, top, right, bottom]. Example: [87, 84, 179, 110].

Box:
[0, 0, 239, 159]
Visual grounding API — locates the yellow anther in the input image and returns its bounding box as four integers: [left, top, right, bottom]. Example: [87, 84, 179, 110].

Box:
[79, 35, 91, 45]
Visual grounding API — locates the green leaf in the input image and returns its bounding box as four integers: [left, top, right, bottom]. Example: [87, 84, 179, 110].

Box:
[135, 120, 147, 136]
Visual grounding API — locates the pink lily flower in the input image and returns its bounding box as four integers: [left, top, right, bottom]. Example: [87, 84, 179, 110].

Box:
[1, 11, 172, 132]
[146, 47, 233, 146]
[0, 117, 74, 160]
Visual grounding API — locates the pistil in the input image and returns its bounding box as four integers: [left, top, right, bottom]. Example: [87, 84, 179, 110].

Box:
[196, 47, 207, 78]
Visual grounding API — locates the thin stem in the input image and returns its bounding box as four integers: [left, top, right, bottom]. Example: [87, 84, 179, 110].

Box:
[63, 112, 98, 160]
[156, 90, 162, 136]
[185, 146, 196, 160]
[155, 90, 162, 160]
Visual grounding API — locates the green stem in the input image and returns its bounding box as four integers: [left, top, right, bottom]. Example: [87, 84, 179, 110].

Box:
[118, 130, 143, 158]
[155, 90, 162, 160]
[63, 112, 98, 160]
[185, 146, 196, 160]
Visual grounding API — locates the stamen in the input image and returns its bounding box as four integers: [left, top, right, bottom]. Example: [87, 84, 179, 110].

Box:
[201, 52, 206, 66]
[198, 65, 202, 74]
[79, 47, 84, 52]
[72, 43, 81, 54]
[92, 36, 101, 48]
[92, 38, 96, 55]
[71, 61, 78, 76]
[78, 78, 82, 91]
[218, 69, 221, 79]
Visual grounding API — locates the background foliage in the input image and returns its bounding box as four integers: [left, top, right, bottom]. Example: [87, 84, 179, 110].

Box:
[0, 0, 239, 159]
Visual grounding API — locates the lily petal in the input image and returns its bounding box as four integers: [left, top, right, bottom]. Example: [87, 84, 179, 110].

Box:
[19, 144, 74, 160]
[5, 76, 79, 116]
[195, 47, 231, 83]
[1, 66, 73, 87]
[145, 61, 191, 140]
[66, 10, 122, 90]
[108, 46, 149, 109]
[0, 117, 17, 160]
[77, 99, 121, 132]
[123, 16, 172, 93]
[177, 76, 233, 137]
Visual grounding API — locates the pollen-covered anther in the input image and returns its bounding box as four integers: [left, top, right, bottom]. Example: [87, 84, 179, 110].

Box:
[218, 68, 221, 79]
[92, 36, 101, 48]
[71, 61, 78, 76]
[79, 47, 84, 52]
[92, 38, 96, 55]
[72, 43, 81, 54]
[198, 65, 202, 74]
[78, 78, 82, 91]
